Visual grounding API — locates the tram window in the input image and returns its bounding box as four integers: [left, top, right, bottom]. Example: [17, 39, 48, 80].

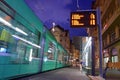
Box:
[0, 26, 3, 35]
[46, 42, 55, 60]
[0, 10, 41, 63]
[32, 48, 39, 57]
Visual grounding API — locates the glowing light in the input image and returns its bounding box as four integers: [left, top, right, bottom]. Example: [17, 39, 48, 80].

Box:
[83, 37, 92, 52]
[52, 22, 56, 32]
[52, 26, 55, 32]
[44, 57, 48, 62]
[0, 17, 12, 26]
[90, 13, 96, 25]
[104, 24, 107, 30]
[71, 11, 96, 27]
[72, 14, 84, 26]
[0, 17, 28, 36]
[12, 35, 41, 48]
[15, 27, 28, 36]
[29, 49, 33, 61]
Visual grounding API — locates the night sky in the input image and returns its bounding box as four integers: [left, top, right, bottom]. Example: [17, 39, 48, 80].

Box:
[25, 0, 94, 39]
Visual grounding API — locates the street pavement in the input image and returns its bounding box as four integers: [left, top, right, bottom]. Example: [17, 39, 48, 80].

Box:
[15, 67, 90, 80]
[105, 69, 120, 80]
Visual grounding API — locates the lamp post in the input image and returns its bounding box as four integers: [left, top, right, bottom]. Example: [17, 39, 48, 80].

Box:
[97, 8, 103, 77]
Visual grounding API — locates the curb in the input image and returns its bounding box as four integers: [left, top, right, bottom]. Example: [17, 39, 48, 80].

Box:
[87, 75, 105, 80]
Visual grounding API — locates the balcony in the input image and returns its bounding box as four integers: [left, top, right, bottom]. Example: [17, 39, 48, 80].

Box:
[102, 8, 120, 35]
[101, 0, 112, 19]
[103, 37, 120, 49]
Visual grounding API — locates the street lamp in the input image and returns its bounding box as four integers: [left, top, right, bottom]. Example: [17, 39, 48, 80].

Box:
[52, 22, 56, 32]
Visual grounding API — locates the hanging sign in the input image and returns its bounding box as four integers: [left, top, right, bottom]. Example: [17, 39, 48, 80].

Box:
[70, 10, 97, 28]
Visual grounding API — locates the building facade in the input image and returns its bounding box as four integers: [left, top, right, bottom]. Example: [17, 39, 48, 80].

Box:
[93, 0, 120, 67]
[50, 25, 71, 55]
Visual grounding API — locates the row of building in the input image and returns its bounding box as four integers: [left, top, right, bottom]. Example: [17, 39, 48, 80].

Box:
[48, 0, 120, 72]
[88, 0, 120, 68]
[50, 25, 80, 65]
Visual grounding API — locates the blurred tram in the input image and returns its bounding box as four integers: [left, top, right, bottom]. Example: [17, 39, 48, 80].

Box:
[0, 0, 69, 79]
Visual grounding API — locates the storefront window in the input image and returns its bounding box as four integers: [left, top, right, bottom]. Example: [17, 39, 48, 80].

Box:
[112, 56, 118, 62]
[110, 32, 116, 42]
[111, 48, 118, 62]
[104, 57, 109, 67]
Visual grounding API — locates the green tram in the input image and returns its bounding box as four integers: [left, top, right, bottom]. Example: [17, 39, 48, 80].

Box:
[0, 0, 69, 79]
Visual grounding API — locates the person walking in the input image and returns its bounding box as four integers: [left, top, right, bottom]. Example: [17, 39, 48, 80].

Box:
[79, 61, 83, 72]
[103, 60, 110, 78]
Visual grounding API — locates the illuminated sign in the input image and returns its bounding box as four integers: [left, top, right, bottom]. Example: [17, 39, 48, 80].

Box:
[70, 11, 97, 27]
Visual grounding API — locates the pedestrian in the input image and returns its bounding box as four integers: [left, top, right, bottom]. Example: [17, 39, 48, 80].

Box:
[103, 60, 110, 78]
[79, 61, 82, 72]
[76, 59, 79, 67]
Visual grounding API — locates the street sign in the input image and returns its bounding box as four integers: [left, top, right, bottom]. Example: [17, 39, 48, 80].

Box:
[70, 10, 97, 28]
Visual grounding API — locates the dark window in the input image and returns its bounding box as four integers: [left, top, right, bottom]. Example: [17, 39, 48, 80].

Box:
[46, 42, 55, 60]
[103, 37, 107, 47]
[60, 39, 62, 42]
[119, 28, 120, 37]
[110, 32, 116, 42]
